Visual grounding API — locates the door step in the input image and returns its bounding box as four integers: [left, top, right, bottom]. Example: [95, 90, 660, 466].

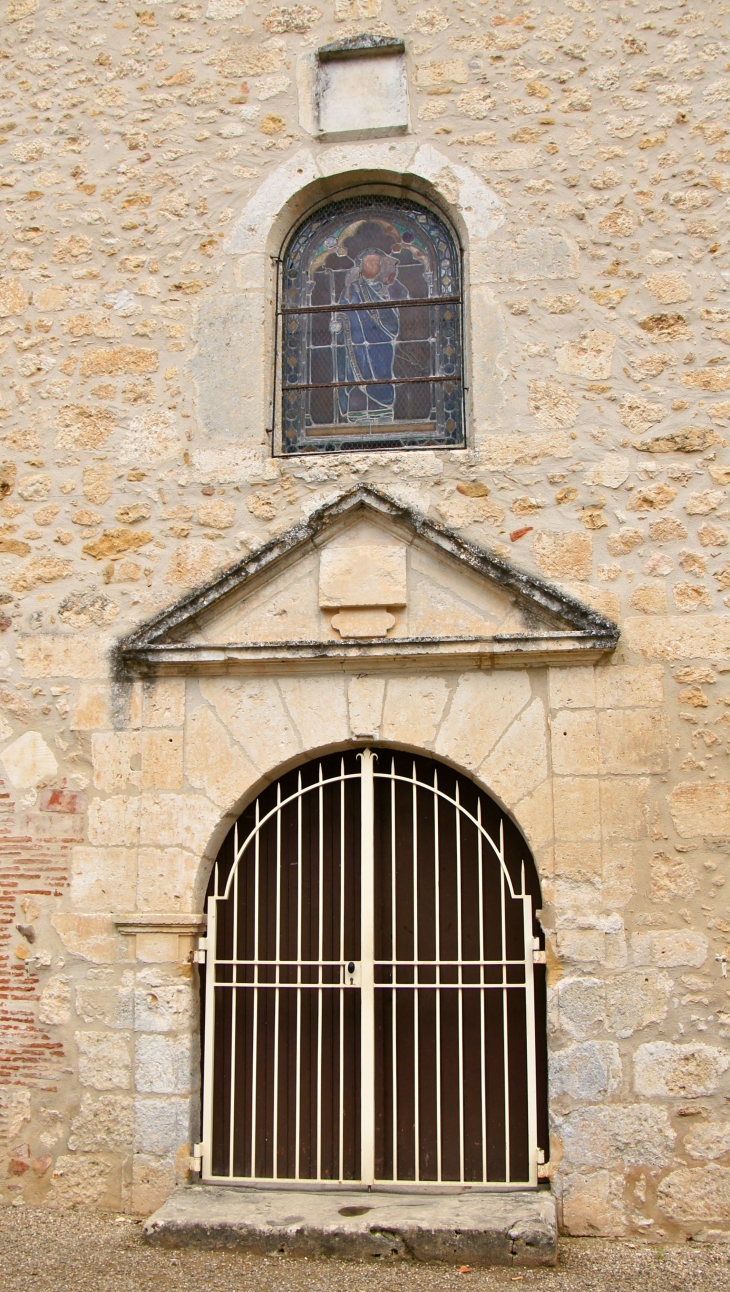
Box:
[143, 1185, 557, 1267]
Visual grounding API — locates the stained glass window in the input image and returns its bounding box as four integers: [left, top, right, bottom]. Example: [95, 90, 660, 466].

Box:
[278, 196, 464, 455]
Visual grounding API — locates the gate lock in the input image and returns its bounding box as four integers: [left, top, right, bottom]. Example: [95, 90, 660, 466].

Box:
[344, 960, 361, 987]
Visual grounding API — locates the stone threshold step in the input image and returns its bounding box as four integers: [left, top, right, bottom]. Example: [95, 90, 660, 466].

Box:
[144, 1184, 557, 1267]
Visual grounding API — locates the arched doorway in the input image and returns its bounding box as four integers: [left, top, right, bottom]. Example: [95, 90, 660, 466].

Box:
[200, 748, 548, 1187]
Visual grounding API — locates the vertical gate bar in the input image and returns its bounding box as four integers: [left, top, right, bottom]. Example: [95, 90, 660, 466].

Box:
[477, 799, 487, 1184]
[272, 781, 281, 1181]
[201, 861, 218, 1180]
[295, 770, 303, 1181]
[360, 747, 376, 1186]
[499, 820, 511, 1183]
[433, 767, 442, 1183]
[249, 800, 260, 1178]
[228, 827, 239, 1178]
[455, 782, 465, 1184]
[316, 764, 324, 1181]
[338, 759, 345, 1182]
[390, 763, 398, 1181]
[412, 759, 420, 1183]
[522, 867, 539, 1187]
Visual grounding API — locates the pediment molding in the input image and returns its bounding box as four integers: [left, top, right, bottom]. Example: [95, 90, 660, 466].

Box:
[117, 487, 619, 676]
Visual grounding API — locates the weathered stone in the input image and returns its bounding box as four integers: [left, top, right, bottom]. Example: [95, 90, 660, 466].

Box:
[38, 975, 71, 1026]
[534, 531, 592, 580]
[550, 1042, 621, 1102]
[668, 781, 730, 838]
[67, 1092, 134, 1152]
[0, 730, 58, 788]
[685, 1121, 730, 1161]
[184, 704, 261, 810]
[605, 969, 672, 1038]
[76, 981, 134, 1029]
[644, 272, 691, 304]
[597, 710, 670, 775]
[528, 380, 580, 429]
[380, 675, 449, 747]
[553, 977, 605, 1040]
[553, 777, 600, 841]
[134, 1095, 190, 1155]
[560, 1171, 627, 1237]
[657, 1165, 730, 1223]
[76, 1030, 131, 1090]
[135, 1034, 192, 1095]
[48, 1155, 114, 1207]
[555, 329, 615, 380]
[650, 850, 699, 901]
[134, 968, 193, 1034]
[632, 929, 708, 969]
[559, 1103, 675, 1169]
[633, 1042, 730, 1098]
[480, 698, 547, 806]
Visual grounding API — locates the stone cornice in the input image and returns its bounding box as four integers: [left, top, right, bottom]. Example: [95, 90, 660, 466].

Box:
[114, 913, 207, 936]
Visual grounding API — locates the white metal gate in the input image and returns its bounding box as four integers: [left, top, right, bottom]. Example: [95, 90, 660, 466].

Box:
[200, 748, 545, 1187]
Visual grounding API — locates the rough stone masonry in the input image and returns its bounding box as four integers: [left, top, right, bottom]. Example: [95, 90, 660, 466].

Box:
[0, 0, 729, 1245]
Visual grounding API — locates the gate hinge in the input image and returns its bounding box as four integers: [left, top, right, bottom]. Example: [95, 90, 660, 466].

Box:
[190, 1142, 204, 1174]
[532, 937, 546, 965]
[192, 937, 207, 965]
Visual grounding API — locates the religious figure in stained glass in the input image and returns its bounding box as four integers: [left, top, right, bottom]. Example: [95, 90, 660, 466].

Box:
[279, 197, 464, 455]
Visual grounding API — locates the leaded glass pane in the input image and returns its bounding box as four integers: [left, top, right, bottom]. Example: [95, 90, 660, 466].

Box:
[279, 196, 464, 455]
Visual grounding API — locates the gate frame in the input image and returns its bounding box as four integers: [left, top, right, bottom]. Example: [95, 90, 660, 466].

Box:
[199, 746, 543, 1191]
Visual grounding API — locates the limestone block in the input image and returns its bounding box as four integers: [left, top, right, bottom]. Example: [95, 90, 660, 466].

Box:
[435, 672, 531, 772]
[88, 796, 140, 849]
[597, 710, 670, 775]
[685, 1121, 730, 1160]
[595, 665, 664, 709]
[548, 666, 595, 711]
[77, 1030, 131, 1090]
[668, 781, 730, 838]
[48, 1155, 115, 1208]
[0, 730, 58, 789]
[657, 1164, 730, 1224]
[134, 1095, 190, 1156]
[136, 846, 199, 914]
[600, 778, 649, 840]
[605, 969, 672, 1038]
[91, 732, 139, 793]
[602, 843, 636, 907]
[131, 1154, 178, 1216]
[625, 614, 730, 661]
[71, 846, 137, 913]
[51, 913, 120, 964]
[70, 682, 111, 731]
[557, 928, 605, 964]
[553, 977, 605, 1040]
[559, 1103, 675, 1169]
[316, 53, 409, 143]
[559, 1170, 627, 1237]
[135, 1034, 191, 1095]
[200, 678, 301, 774]
[185, 704, 258, 812]
[76, 981, 134, 1029]
[551, 710, 599, 776]
[320, 540, 407, 609]
[134, 968, 193, 1034]
[17, 634, 107, 679]
[634, 1042, 730, 1098]
[38, 975, 71, 1025]
[347, 675, 385, 739]
[631, 929, 708, 968]
[135, 933, 181, 964]
[553, 778, 600, 841]
[279, 676, 350, 748]
[67, 1092, 134, 1152]
[479, 698, 547, 808]
[534, 531, 592, 580]
[554, 842, 601, 884]
[550, 1041, 622, 1102]
[377, 676, 448, 748]
[650, 850, 698, 901]
[141, 730, 183, 791]
[138, 794, 221, 857]
[142, 680, 185, 729]
[513, 778, 553, 851]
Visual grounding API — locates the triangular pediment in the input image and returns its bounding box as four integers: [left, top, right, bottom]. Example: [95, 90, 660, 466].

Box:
[118, 487, 618, 675]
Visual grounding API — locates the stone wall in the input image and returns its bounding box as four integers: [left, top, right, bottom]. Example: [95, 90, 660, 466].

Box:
[0, 0, 729, 1239]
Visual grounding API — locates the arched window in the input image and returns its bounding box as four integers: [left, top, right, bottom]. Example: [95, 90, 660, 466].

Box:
[277, 196, 465, 456]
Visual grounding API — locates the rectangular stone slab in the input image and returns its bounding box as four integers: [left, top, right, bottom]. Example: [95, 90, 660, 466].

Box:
[143, 1185, 557, 1267]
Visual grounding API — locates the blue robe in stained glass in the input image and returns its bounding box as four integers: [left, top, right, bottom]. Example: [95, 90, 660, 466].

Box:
[334, 252, 408, 424]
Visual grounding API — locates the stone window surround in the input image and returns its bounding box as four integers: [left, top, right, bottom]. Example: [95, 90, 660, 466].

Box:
[224, 141, 506, 457]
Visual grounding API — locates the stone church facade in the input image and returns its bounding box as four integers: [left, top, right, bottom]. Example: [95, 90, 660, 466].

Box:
[0, 0, 729, 1243]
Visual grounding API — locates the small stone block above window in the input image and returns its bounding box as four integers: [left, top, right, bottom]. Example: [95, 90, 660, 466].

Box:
[315, 36, 409, 142]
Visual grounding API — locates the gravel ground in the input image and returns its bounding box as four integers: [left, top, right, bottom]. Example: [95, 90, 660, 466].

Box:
[1, 1207, 730, 1292]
